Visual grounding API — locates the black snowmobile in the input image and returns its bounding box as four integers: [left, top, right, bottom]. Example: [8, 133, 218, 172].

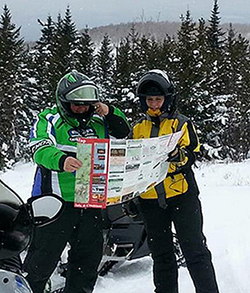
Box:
[0, 179, 65, 293]
[58, 200, 186, 278]
[0, 178, 185, 292]
[99, 201, 186, 276]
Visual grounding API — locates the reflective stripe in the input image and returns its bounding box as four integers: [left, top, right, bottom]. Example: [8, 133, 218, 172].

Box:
[46, 113, 61, 145]
[150, 123, 160, 137]
[56, 144, 77, 153]
[30, 118, 39, 139]
[51, 171, 62, 197]
[151, 113, 188, 205]
[173, 113, 188, 132]
[155, 181, 167, 209]
[31, 168, 42, 196]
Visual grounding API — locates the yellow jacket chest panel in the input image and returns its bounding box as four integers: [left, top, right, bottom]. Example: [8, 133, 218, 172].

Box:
[133, 117, 191, 199]
[133, 118, 177, 138]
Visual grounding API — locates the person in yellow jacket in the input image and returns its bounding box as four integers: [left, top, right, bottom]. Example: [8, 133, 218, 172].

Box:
[129, 70, 219, 293]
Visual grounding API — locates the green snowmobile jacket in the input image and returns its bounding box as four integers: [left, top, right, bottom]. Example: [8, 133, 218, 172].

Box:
[30, 105, 130, 202]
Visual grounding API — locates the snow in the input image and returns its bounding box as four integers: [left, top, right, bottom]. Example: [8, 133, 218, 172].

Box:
[1, 159, 250, 292]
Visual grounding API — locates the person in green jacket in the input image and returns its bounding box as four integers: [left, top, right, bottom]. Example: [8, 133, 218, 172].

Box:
[23, 70, 130, 293]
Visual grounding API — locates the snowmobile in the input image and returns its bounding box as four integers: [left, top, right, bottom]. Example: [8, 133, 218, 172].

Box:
[98, 201, 186, 276]
[58, 200, 186, 278]
[0, 177, 185, 292]
[0, 179, 65, 293]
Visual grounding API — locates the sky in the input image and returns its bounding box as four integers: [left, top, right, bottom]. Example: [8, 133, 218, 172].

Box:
[1, 159, 250, 292]
[2, 0, 250, 41]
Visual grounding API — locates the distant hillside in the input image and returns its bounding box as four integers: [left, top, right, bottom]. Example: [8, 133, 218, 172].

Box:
[87, 21, 180, 46]
[86, 20, 250, 46]
[27, 20, 250, 48]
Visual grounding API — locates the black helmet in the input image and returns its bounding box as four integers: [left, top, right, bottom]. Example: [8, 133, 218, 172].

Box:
[136, 69, 177, 115]
[56, 70, 100, 120]
[0, 180, 32, 260]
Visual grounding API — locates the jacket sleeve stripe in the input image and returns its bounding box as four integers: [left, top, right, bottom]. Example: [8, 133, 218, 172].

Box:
[186, 120, 200, 152]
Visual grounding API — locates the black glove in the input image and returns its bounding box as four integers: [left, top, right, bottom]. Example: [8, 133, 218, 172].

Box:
[122, 197, 140, 218]
[167, 146, 186, 163]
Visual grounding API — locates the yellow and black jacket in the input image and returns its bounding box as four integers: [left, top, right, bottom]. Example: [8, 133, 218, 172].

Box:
[132, 111, 200, 201]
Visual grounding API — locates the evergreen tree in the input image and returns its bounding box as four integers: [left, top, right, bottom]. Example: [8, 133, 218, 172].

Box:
[207, 0, 224, 50]
[189, 18, 214, 144]
[75, 27, 95, 77]
[113, 37, 131, 89]
[0, 5, 28, 169]
[32, 7, 80, 107]
[195, 0, 227, 154]
[195, 17, 209, 84]
[95, 34, 114, 97]
[124, 25, 143, 94]
[174, 10, 199, 117]
[146, 37, 162, 70]
[221, 28, 250, 160]
[33, 15, 57, 106]
[113, 37, 141, 122]
[50, 7, 80, 93]
[159, 35, 177, 75]
[204, 0, 226, 95]
[128, 24, 141, 75]
[137, 35, 151, 72]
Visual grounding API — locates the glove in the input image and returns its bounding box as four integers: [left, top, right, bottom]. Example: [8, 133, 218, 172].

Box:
[122, 197, 140, 218]
[167, 146, 186, 163]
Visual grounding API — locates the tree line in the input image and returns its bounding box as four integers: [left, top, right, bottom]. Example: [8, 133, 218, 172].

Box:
[0, 0, 249, 170]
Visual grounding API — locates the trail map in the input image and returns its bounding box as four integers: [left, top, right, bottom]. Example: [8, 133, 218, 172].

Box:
[75, 132, 182, 208]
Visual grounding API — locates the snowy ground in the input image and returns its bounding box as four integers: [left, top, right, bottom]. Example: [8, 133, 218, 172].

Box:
[1, 159, 250, 293]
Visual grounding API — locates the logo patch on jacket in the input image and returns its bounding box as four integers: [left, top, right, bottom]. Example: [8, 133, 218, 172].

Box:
[68, 128, 98, 141]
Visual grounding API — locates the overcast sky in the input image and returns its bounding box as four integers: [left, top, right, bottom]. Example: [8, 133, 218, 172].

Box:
[2, 0, 250, 41]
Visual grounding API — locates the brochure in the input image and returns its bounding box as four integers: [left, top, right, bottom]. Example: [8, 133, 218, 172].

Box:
[75, 131, 182, 208]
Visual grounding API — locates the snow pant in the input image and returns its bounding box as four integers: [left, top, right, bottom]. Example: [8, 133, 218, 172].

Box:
[23, 203, 103, 293]
[139, 194, 219, 293]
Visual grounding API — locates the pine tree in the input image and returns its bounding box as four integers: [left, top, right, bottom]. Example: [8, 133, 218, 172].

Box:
[174, 10, 199, 117]
[204, 0, 226, 95]
[75, 27, 95, 77]
[95, 33, 114, 97]
[189, 18, 214, 144]
[195, 0, 228, 155]
[128, 24, 141, 76]
[32, 7, 80, 107]
[221, 28, 250, 160]
[145, 37, 162, 70]
[159, 35, 176, 75]
[137, 35, 151, 72]
[50, 7, 80, 94]
[113, 36, 141, 122]
[33, 15, 57, 106]
[0, 5, 28, 169]
[195, 17, 209, 84]
[207, 0, 224, 50]
[113, 37, 131, 90]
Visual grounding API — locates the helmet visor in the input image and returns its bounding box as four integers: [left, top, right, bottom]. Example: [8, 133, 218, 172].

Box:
[65, 85, 99, 104]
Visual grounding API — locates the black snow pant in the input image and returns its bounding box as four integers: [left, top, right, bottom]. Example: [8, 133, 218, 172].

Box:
[139, 194, 219, 293]
[23, 203, 103, 293]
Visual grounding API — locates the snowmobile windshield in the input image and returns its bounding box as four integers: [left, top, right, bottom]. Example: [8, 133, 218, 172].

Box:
[65, 85, 99, 105]
[0, 180, 32, 260]
[0, 180, 23, 207]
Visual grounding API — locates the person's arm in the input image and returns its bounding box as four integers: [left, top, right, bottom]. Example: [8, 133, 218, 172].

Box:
[30, 111, 67, 171]
[168, 120, 200, 170]
[104, 105, 130, 138]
